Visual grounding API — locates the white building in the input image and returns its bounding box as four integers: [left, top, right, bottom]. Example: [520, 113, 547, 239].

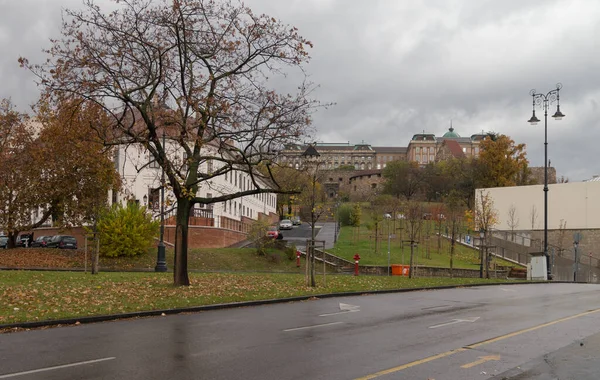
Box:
[111, 140, 278, 243]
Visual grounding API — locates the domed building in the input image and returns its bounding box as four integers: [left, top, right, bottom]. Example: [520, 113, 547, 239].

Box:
[406, 125, 488, 165]
[442, 126, 460, 138]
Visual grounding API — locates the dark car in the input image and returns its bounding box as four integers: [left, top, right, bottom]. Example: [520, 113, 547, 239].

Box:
[15, 233, 33, 248]
[46, 235, 78, 249]
[0, 236, 7, 249]
[30, 235, 52, 248]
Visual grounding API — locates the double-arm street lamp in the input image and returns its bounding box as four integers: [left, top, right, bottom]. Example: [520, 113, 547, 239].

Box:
[527, 83, 565, 280]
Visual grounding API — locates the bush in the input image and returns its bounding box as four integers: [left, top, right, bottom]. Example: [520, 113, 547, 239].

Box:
[285, 244, 297, 261]
[96, 202, 159, 257]
[338, 204, 353, 226]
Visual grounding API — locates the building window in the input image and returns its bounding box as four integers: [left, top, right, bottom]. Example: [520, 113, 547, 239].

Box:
[206, 193, 213, 209]
[149, 154, 160, 169]
[149, 188, 160, 210]
[430, 154, 434, 162]
[463, 147, 467, 153]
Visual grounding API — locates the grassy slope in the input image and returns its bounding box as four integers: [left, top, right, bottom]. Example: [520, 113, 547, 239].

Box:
[0, 271, 516, 325]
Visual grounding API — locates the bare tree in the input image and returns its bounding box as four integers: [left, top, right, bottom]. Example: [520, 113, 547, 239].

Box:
[507, 203, 519, 241]
[474, 190, 499, 278]
[23, 0, 327, 285]
[557, 219, 567, 257]
[445, 190, 464, 277]
[405, 201, 424, 278]
[530, 205, 538, 230]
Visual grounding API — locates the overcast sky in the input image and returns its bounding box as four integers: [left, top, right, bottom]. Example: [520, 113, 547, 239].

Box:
[2, 0, 599, 181]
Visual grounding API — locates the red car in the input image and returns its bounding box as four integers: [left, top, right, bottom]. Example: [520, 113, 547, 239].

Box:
[266, 226, 283, 240]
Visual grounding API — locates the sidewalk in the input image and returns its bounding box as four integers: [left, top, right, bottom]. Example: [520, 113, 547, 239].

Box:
[315, 222, 337, 249]
[491, 332, 600, 379]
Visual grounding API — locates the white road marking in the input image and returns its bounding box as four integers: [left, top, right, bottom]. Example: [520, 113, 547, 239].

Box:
[320, 303, 361, 316]
[428, 317, 480, 329]
[500, 288, 517, 292]
[284, 322, 344, 332]
[0, 357, 115, 379]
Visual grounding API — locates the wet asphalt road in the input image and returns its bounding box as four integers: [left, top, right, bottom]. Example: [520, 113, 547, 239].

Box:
[2, 283, 600, 379]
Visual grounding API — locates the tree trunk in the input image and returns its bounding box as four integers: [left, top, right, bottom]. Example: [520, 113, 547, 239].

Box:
[450, 237, 455, 278]
[310, 214, 316, 287]
[174, 198, 192, 286]
[92, 234, 100, 274]
[409, 241, 415, 279]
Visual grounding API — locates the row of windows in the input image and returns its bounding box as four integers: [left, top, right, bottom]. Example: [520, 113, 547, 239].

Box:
[223, 200, 254, 218]
[223, 170, 275, 208]
[281, 155, 375, 162]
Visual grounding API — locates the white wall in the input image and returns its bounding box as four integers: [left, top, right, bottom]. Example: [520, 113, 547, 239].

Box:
[477, 181, 600, 231]
[114, 143, 277, 222]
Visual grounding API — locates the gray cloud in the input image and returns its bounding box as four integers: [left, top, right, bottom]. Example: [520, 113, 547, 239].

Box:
[2, 0, 598, 180]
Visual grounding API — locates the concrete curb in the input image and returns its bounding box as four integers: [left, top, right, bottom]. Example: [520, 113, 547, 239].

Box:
[0, 281, 559, 331]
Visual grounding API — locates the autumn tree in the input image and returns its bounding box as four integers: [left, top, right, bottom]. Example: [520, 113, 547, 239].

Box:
[23, 0, 325, 285]
[34, 98, 120, 229]
[443, 157, 479, 209]
[382, 160, 423, 200]
[0, 99, 39, 247]
[477, 134, 529, 188]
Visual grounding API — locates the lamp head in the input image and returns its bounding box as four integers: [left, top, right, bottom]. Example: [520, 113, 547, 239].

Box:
[552, 105, 565, 120]
[528, 110, 541, 125]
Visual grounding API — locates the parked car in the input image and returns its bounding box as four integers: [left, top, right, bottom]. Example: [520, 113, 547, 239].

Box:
[15, 233, 33, 248]
[266, 226, 283, 240]
[292, 216, 302, 226]
[46, 235, 78, 249]
[30, 235, 52, 248]
[0, 236, 7, 249]
[279, 219, 293, 230]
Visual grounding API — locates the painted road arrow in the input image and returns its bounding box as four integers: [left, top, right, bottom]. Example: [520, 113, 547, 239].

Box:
[428, 317, 480, 329]
[319, 303, 360, 317]
[460, 355, 501, 368]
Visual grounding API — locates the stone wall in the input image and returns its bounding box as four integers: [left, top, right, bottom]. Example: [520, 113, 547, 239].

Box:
[163, 226, 247, 249]
[529, 166, 557, 185]
[348, 171, 384, 201]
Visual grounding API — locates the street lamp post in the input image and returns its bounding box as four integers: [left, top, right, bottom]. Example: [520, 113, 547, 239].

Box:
[155, 132, 168, 272]
[479, 229, 485, 279]
[528, 83, 565, 281]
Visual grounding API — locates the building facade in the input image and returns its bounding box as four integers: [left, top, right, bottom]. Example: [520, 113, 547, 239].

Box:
[277, 127, 486, 171]
[112, 141, 278, 247]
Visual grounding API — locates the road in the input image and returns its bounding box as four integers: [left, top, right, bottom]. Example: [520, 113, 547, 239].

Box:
[2, 283, 600, 379]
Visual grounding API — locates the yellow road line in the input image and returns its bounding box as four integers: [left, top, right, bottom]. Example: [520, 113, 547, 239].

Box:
[355, 308, 600, 380]
[460, 355, 500, 369]
[355, 348, 467, 380]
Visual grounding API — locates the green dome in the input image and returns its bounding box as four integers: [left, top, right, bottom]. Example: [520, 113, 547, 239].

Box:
[442, 127, 460, 138]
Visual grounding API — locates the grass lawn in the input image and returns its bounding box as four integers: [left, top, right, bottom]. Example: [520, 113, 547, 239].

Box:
[330, 225, 519, 269]
[0, 247, 305, 273]
[0, 271, 519, 325]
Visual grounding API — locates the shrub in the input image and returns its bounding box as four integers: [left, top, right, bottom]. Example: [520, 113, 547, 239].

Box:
[96, 202, 159, 257]
[337, 204, 353, 226]
[285, 244, 297, 261]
